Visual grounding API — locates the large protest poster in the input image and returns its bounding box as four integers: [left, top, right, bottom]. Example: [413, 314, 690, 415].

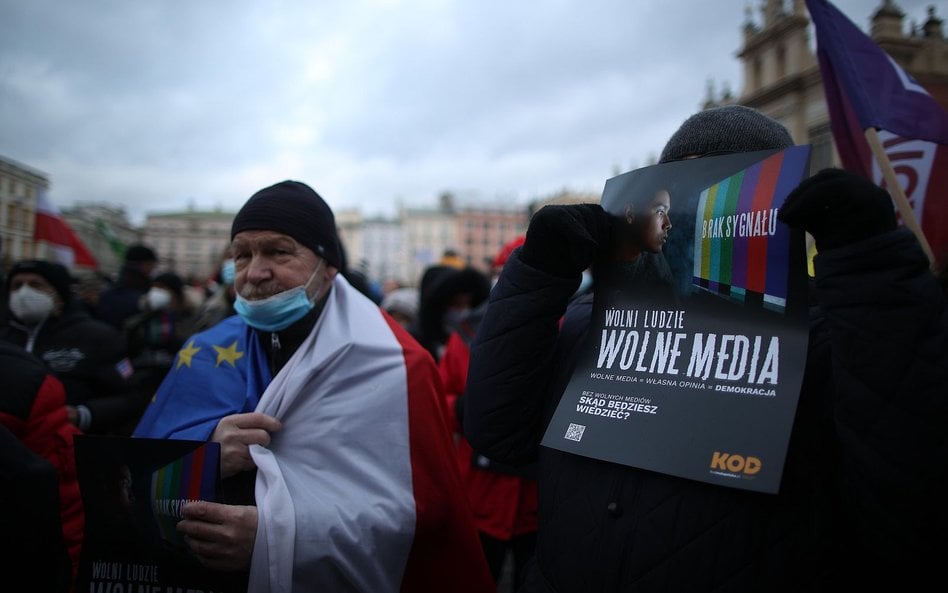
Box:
[541, 146, 812, 494]
[74, 435, 240, 592]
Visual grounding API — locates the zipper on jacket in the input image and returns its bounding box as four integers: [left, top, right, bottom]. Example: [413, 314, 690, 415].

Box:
[270, 332, 281, 377]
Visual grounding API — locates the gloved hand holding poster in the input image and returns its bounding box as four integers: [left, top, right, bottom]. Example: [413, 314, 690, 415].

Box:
[541, 145, 812, 494]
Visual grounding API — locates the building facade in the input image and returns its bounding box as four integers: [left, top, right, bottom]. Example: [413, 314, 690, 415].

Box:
[143, 209, 235, 281]
[399, 193, 461, 286]
[716, 0, 947, 173]
[455, 205, 530, 273]
[360, 216, 408, 286]
[0, 155, 45, 269]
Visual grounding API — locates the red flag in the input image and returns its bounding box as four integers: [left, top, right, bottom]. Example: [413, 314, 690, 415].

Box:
[33, 188, 97, 268]
[806, 0, 948, 261]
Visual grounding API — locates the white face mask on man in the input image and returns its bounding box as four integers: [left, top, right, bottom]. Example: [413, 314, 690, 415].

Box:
[9, 285, 56, 325]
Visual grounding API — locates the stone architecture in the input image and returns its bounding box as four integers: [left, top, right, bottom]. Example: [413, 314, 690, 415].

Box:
[709, 0, 947, 173]
[142, 209, 235, 281]
[455, 204, 530, 273]
[0, 155, 45, 268]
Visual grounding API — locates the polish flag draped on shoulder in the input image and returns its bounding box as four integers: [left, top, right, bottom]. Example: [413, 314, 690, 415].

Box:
[34, 188, 97, 268]
[806, 0, 948, 263]
[249, 274, 493, 593]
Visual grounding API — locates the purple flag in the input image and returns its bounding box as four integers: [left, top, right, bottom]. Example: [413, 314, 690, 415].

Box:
[806, 0, 948, 142]
[806, 0, 948, 262]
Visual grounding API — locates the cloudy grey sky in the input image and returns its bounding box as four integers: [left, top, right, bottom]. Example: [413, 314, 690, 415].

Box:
[0, 0, 941, 224]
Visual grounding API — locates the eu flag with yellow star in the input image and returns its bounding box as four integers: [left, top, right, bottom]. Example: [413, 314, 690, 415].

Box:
[133, 316, 272, 440]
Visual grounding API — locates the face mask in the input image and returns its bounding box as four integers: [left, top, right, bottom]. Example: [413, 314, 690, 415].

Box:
[9, 285, 56, 325]
[221, 259, 236, 285]
[234, 262, 324, 332]
[145, 287, 172, 311]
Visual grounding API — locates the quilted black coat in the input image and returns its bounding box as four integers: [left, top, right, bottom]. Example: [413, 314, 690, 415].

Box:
[465, 228, 948, 592]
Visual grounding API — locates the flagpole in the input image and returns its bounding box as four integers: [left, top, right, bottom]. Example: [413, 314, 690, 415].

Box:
[862, 127, 936, 266]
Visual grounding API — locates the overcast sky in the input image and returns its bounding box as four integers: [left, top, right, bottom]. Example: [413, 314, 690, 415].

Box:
[0, 0, 941, 224]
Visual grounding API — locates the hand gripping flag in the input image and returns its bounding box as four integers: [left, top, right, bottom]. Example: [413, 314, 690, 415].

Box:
[806, 0, 948, 264]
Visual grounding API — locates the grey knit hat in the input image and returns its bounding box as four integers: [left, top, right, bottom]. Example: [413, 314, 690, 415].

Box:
[659, 105, 794, 164]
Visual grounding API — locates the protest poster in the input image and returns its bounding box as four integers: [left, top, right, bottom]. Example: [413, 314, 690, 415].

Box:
[541, 145, 811, 494]
[74, 435, 240, 592]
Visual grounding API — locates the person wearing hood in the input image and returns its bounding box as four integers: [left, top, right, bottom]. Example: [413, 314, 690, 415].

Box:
[1, 260, 142, 435]
[411, 264, 490, 362]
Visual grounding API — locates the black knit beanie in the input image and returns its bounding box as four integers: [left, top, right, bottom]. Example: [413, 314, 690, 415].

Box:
[230, 180, 342, 269]
[8, 260, 73, 305]
[659, 105, 794, 164]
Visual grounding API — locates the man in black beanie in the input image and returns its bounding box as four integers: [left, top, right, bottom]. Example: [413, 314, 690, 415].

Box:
[463, 105, 948, 591]
[133, 180, 493, 592]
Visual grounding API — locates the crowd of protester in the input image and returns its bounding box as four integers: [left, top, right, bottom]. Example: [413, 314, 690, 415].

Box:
[1, 105, 946, 593]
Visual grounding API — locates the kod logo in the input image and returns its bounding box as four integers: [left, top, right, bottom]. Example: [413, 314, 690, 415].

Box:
[710, 451, 762, 475]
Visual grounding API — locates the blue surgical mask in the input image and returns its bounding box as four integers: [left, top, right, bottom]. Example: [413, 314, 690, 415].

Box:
[221, 259, 236, 285]
[234, 263, 324, 332]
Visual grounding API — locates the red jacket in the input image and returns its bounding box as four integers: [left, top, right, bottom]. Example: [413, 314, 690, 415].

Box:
[0, 342, 84, 588]
[439, 331, 537, 541]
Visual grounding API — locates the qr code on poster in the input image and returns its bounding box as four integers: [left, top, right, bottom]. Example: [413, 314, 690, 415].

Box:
[565, 423, 585, 442]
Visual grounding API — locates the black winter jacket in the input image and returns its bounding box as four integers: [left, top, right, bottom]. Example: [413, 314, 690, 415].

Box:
[0, 301, 143, 435]
[465, 228, 948, 592]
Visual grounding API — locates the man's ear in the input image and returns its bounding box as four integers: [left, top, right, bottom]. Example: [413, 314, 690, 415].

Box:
[624, 204, 635, 225]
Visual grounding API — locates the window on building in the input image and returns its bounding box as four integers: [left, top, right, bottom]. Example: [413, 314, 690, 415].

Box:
[776, 44, 786, 80]
[807, 123, 836, 174]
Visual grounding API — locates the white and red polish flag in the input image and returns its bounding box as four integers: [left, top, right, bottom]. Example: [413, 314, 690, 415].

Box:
[249, 275, 494, 593]
[807, 0, 948, 263]
[34, 188, 97, 268]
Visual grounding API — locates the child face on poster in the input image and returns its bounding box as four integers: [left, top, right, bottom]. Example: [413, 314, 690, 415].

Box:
[620, 189, 672, 258]
[117, 463, 135, 509]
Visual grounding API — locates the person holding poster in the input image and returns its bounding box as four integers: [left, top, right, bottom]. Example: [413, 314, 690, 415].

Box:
[133, 180, 492, 593]
[464, 105, 948, 591]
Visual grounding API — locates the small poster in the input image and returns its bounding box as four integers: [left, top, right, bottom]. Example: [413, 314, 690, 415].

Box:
[541, 146, 812, 494]
[74, 435, 239, 592]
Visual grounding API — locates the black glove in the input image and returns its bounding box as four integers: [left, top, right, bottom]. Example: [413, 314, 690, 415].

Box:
[520, 204, 613, 277]
[778, 168, 897, 251]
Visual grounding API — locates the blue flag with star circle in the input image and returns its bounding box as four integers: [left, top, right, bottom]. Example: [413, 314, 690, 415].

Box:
[133, 315, 272, 441]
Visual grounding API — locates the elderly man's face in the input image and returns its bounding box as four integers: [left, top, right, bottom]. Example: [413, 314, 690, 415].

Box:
[231, 230, 331, 300]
